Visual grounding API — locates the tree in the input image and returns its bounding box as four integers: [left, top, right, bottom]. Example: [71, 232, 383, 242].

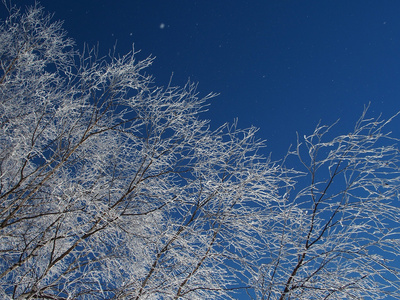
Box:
[0, 3, 399, 300]
[253, 111, 400, 299]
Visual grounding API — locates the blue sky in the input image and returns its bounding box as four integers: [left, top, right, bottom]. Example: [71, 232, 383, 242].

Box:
[2, 2, 400, 298]
[8, 0, 400, 160]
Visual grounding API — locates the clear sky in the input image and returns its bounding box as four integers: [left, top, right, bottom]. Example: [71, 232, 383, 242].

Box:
[6, 0, 400, 160]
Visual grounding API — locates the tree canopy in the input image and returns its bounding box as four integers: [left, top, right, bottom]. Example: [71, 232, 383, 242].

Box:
[1, 3, 400, 299]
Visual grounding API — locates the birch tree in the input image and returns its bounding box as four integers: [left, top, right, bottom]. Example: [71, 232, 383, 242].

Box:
[0, 4, 291, 299]
[1, 3, 400, 300]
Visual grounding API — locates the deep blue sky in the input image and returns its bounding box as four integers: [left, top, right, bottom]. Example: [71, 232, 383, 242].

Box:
[7, 1, 400, 160]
